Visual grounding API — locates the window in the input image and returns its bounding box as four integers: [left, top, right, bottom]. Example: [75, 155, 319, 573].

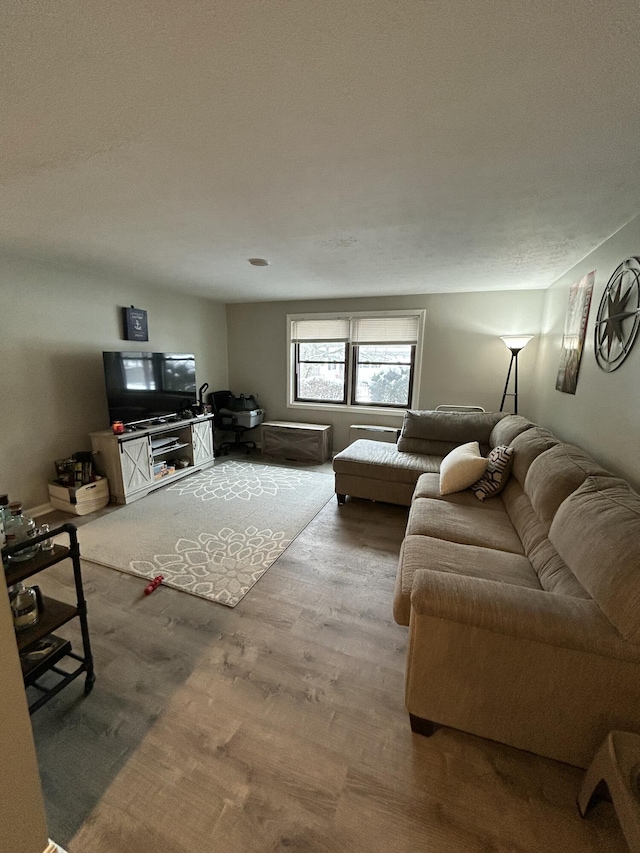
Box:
[296, 341, 348, 403]
[289, 311, 424, 409]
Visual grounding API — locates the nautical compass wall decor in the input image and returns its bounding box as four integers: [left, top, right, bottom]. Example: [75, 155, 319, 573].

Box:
[594, 257, 640, 372]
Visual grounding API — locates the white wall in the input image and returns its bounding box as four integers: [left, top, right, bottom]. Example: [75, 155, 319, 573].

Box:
[226, 290, 544, 451]
[0, 254, 228, 509]
[530, 215, 640, 492]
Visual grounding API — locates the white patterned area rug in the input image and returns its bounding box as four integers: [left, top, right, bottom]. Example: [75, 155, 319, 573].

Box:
[77, 461, 335, 607]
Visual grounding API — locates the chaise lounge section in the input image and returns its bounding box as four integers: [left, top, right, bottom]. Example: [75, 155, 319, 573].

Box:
[333, 409, 518, 506]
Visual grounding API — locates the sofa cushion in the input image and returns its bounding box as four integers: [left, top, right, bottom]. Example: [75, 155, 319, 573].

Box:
[489, 414, 535, 448]
[525, 443, 612, 527]
[528, 536, 591, 599]
[413, 472, 506, 512]
[393, 534, 541, 625]
[397, 410, 504, 456]
[333, 439, 440, 484]
[439, 441, 488, 495]
[407, 496, 525, 554]
[502, 477, 550, 556]
[498, 477, 591, 598]
[500, 477, 589, 597]
[471, 445, 514, 501]
[549, 476, 640, 643]
[509, 427, 559, 487]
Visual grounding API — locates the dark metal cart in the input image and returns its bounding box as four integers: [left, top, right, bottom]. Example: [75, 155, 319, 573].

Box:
[3, 522, 95, 714]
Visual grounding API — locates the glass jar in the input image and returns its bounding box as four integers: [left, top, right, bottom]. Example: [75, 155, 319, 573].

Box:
[9, 582, 40, 631]
[39, 523, 55, 551]
[4, 502, 39, 562]
[0, 494, 8, 549]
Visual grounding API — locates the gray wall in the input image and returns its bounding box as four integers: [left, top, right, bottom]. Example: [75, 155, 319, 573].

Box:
[530, 215, 640, 491]
[6, 235, 636, 508]
[227, 290, 544, 451]
[0, 255, 228, 510]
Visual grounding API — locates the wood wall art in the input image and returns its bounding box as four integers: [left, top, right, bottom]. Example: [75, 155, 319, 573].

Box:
[556, 270, 594, 394]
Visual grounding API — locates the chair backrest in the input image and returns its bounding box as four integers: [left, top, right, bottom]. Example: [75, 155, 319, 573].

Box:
[208, 390, 233, 425]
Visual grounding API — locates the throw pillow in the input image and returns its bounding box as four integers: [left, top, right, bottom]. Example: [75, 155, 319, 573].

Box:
[439, 441, 488, 495]
[471, 445, 515, 501]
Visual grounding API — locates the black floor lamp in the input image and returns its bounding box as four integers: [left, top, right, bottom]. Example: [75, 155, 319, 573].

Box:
[499, 336, 533, 414]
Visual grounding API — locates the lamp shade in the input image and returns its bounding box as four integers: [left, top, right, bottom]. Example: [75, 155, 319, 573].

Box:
[500, 335, 533, 352]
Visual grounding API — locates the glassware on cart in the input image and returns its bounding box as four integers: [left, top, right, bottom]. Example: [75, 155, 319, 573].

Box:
[9, 581, 41, 631]
[4, 503, 39, 562]
[38, 523, 55, 551]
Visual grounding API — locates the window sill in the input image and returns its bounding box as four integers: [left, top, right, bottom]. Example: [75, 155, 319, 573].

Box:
[287, 401, 406, 417]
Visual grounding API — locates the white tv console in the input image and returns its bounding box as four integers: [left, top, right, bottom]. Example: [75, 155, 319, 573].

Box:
[90, 415, 214, 505]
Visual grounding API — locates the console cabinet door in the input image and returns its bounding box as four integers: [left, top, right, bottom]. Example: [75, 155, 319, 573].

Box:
[120, 436, 153, 495]
[192, 419, 214, 466]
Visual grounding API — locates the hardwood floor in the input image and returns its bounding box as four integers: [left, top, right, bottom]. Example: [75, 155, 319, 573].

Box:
[29, 461, 624, 852]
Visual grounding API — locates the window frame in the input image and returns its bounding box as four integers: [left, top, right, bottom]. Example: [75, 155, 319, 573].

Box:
[294, 341, 348, 404]
[350, 343, 416, 408]
[288, 310, 425, 413]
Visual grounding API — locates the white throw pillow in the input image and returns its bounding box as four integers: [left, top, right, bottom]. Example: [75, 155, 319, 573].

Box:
[439, 441, 489, 495]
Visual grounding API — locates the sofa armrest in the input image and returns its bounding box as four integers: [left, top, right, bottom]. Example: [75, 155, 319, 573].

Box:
[410, 570, 638, 661]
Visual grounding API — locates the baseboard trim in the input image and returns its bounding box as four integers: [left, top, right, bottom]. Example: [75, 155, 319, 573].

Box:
[26, 501, 54, 518]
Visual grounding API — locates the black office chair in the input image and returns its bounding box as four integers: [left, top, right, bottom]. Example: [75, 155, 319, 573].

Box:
[209, 390, 258, 456]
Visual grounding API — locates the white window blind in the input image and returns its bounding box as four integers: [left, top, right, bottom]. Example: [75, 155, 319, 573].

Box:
[351, 315, 420, 344]
[291, 318, 350, 342]
[291, 315, 420, 344]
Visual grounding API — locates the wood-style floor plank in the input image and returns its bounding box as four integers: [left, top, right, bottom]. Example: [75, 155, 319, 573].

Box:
[27, 478, 624, 852]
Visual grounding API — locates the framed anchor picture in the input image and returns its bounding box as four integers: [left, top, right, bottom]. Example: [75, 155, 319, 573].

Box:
[122, 306, 149, 342]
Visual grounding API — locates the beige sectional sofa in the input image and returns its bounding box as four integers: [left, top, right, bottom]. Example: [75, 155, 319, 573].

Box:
[333, 410, 640, 768]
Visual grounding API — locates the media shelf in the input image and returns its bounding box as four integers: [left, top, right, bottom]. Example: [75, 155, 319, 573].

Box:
[90, 414, 214, 504]
[151, 441, 189, 456]
[3, 523, 95, 714]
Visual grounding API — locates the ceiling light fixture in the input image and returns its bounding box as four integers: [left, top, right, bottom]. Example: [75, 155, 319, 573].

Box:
[248, 258, 270, 266]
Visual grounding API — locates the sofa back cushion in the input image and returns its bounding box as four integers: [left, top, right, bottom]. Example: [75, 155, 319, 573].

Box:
[524, 443, 612, 528]
[501, 477, 590, 598]
[508, 427, 558, 487]
[397, 410, 504, 456]
[489, 414, 535, 449]
[549, 476, 640, 642]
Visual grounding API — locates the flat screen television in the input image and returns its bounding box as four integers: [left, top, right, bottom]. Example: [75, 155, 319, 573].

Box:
[102, 351, 197, 426]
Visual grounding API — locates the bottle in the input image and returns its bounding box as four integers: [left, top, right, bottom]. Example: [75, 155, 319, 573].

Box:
[0, 494, 8, 549]
[9, 582, 40, 631]
[4, 502, 39, 562]
[39, 523, 54, 551]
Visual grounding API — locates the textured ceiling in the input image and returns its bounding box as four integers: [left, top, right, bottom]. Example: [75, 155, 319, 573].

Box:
[3, 0, 640, 302]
